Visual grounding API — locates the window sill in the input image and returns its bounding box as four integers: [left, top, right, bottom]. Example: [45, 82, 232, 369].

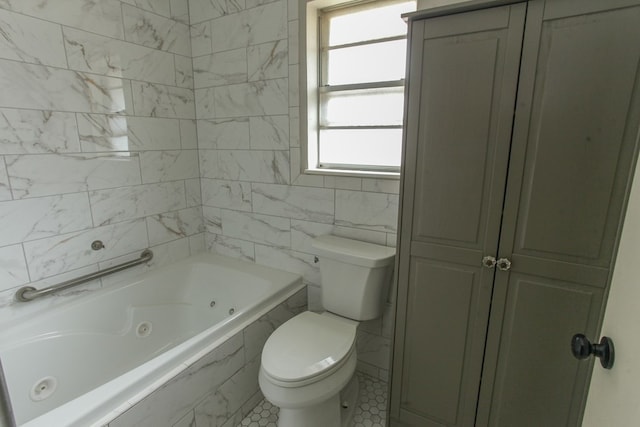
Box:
[304, 168, 401, 180]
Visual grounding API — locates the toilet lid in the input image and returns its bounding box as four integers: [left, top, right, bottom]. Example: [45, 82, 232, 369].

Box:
[261, 312, 357, 383]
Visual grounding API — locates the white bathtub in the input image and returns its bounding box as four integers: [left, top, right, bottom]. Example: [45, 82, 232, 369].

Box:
[0, 253, 303, 426]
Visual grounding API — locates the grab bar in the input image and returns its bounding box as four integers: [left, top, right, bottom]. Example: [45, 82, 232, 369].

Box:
[14, 249, 154, 303]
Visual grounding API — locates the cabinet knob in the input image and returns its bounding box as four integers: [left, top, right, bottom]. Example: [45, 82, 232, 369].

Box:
[496, 258, 512, 271]
[482, 256, 497, 269]
[571, 334, 615, 369]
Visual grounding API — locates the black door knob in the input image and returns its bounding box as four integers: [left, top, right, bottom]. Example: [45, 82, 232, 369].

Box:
[571, 334, 615, 369]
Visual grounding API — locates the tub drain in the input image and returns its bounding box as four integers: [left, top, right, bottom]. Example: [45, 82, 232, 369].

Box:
[30, 376, 57, 401]
[136, 321, 152, 337]
[228, 308, 235, 315]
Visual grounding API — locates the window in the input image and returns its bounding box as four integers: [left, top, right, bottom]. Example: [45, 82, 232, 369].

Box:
[302, 0, 416, 177]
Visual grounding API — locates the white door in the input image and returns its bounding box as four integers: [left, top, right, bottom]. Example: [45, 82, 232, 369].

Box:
[582, 156, 640, 426]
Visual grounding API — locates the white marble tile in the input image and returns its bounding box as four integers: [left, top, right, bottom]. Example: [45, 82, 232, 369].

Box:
[0, 0, 124, 39]
[247, 40, 288, 82]
[194, 356, 260, 427]
[356, 329, 391, 371]
[287, 0, 298, 21]
[0, 160, 11, 201]
[147, 206, 204, 246]
[362, 178, 401, 194]
[335, 190, 399, 233]
[6, 153, 141, 199]
[0, 244, 29, 292]
[193, 49, 247, 88]
[289, 147, 324, 188]
[332, 225, 387, 246]
[110, 334, 245, 427]
[188, 0, 245, 25]
[172, 410, 195, 427]
[289, 107, 299, 148]
[180, 119, 197, 149]
[288, 20, 298, 64]
[132, 81, 196, 119]
[22, 218, 148, 281]
[290, 219, 334, 254]
[288, 64, 299, 107]
[0, 109, 80, 154]
[0, 8, 66, 67]
[185, 178, 202, 208]
[0, 193, 92, 247]
[122, 4, 191, 56]
[190, 21, 212, 57]
[252, 183, 334, 223]
[175, 55, 194, 88]
[197, 118, 250, 149]
[214, 78, 288, 118]
[0, 60, 127, 114]
[206, 233, 255, 261]
[254, 243, 320, 284]
[170, 0, 190, 24]
[245, 0, 279, 9]
[211, 1, 287, 53]
[249, 115, 289, 150]
[201, 178, 252, 211]
[203, 206, 222, 234]
[140, 150, 199, 183]
[89, 181, 186, 225]
[217, 150, 289, 184]
[122, 0, 172, 17]
[221, 209, 290, 248]
[64, 27, 176, 85]
[199, 149, 219, 179]
[324, 176, 362, 191]
[78, 114, 181, 152]
[189, 232, 206, 254]
[195, 87, 215, 119]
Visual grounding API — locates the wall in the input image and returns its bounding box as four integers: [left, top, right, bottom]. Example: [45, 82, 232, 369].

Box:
[0, 1, 204, 319]
[190, 0, 400, 380]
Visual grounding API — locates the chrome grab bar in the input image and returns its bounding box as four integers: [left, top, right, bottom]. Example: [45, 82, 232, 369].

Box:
[14, 249, 154, 303]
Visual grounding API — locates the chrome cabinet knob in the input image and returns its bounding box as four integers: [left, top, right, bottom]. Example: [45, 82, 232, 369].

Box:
[496, 258, 512, 271]
[482, 256, 497, 269]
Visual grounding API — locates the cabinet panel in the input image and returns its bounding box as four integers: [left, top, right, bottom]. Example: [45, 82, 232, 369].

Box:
[487, 275, 603, 426]
[512, 5, 640, 265]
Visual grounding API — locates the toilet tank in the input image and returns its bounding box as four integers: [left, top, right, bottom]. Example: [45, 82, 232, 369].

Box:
[312, 235, 396, 321]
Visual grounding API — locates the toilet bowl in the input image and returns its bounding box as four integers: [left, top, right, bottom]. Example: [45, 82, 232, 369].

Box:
[259, 236, 395, 427]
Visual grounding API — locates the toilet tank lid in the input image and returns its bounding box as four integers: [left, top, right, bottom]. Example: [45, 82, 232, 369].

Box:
[312, 235, 395, 268]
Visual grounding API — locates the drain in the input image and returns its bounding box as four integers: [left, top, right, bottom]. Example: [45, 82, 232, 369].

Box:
[136, 321, 152, 337]
[30, 376, 57, 401]
[228, 308, 235, 315]
[210, 300, 216, 308]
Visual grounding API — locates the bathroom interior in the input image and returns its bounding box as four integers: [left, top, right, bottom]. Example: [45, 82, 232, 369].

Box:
[0, 0, 639, 426]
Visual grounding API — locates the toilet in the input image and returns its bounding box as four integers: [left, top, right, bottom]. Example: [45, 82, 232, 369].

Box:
[259, 235, 396, 427]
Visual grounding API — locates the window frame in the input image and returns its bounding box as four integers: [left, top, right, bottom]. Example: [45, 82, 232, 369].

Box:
[300, 0, 412, 179]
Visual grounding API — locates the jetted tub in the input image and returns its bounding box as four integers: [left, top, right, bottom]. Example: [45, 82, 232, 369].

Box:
[0, 253, 303, 426]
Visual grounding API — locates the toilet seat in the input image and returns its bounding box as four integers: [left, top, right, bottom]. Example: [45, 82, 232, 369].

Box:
[261, 311, 357, 387]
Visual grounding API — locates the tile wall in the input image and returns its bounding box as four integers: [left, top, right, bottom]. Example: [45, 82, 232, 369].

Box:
[0, 0, 400, 382]
[190, 0, 399, 380]
[0, 1, 204, 317]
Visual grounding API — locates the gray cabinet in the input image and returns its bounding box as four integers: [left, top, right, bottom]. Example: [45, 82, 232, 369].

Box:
[390, 1, 640, 426]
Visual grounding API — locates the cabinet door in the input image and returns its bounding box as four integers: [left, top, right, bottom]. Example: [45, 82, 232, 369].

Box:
[477, 1, 640, 426]
[390, 4, 525, 426]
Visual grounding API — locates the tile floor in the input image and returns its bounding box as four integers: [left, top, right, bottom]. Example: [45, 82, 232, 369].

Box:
[236, 373, 387, 427]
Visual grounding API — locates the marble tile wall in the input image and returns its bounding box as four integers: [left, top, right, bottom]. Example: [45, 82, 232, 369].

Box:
[107, 287, 307, 427]
[0, 1, 203, 317]
[190, 0, 400, 380]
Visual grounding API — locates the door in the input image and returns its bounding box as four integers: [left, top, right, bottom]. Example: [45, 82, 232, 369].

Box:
[476, 1, 640, 425]
[390, 4, 526, 426]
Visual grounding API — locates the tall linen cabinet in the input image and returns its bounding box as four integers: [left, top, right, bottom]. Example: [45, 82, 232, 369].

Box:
[390, 1, 640, 426]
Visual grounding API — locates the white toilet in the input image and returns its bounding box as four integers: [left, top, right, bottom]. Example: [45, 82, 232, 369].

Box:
[259, 235, 395, 427]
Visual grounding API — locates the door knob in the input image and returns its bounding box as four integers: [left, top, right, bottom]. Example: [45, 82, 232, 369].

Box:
[496, 258, 511, 271]
[571, 334, 615, 369]
[482, 256, 496, 269]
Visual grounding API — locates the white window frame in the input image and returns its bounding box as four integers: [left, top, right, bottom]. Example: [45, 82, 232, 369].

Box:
[300, 0, 410, 179]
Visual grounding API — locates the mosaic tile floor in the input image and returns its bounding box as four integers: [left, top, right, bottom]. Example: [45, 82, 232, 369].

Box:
[237, 373, 387, 427]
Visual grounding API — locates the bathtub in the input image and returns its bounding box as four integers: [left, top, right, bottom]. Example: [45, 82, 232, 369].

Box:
[0, 252, 303, 427]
